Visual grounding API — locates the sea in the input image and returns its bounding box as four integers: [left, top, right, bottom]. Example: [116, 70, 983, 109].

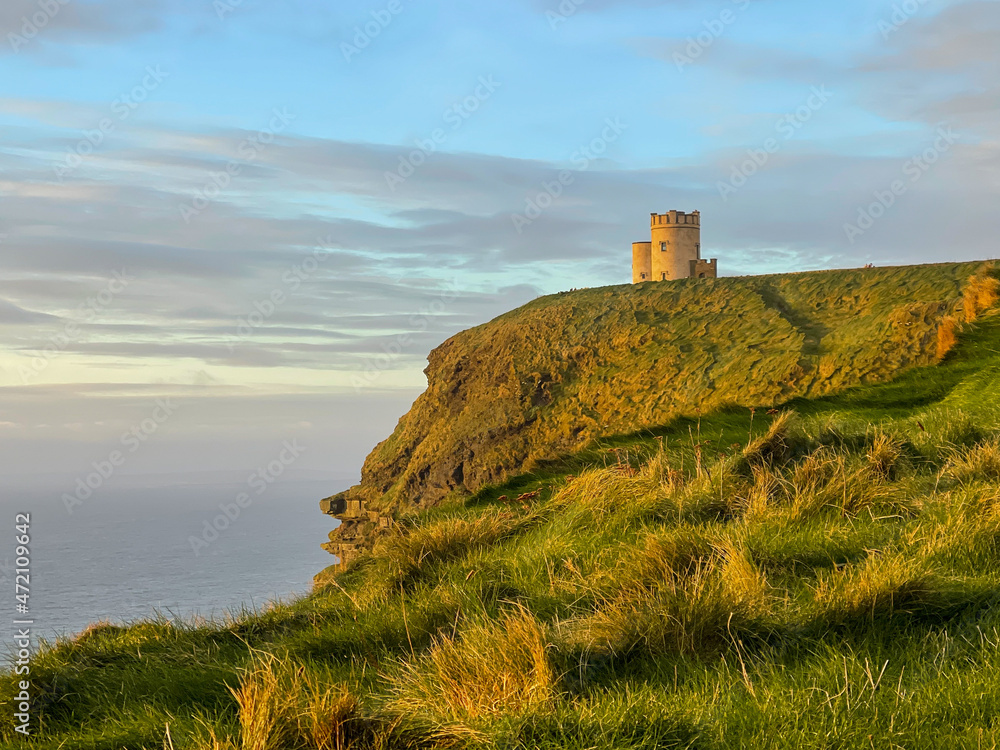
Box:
[1, 475, 343, 641]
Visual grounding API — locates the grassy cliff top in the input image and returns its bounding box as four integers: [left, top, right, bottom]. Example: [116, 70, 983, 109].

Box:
[6, 262, 1000, 750]
[347, 261, 987, 514]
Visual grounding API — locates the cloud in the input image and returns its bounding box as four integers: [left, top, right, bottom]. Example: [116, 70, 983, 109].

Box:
[858, 1, 1000, 137]
[0, 0, 171, 54]
[0, 298, 61, 324]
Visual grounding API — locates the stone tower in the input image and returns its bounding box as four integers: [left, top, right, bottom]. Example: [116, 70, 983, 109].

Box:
[632, 210, 718, 283]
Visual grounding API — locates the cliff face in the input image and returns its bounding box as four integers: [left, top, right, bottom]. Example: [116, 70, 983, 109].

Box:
[322, 262, 985, 561]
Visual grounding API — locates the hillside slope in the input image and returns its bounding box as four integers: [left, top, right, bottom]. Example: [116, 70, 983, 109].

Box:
[323, 262, 986, 561]
[8, 267, 1000, 750]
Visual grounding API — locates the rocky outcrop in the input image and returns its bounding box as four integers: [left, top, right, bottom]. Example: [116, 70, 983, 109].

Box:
[319, 493, 391, 566]
[321, 262, 986, 564]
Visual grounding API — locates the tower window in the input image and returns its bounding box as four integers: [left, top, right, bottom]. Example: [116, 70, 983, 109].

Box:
[660, 242, 667, 251]
[661, 272, 667, 280]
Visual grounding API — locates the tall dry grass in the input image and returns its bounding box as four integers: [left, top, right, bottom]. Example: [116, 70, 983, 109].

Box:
[813, 552, 936, 626]
[735, 411, 800, 475]
[943, 439, 1000, 485]
[866, 429, 904, 481]
[936, 316, 961, 361]
[963, 268, 1000, 323]
[370, 508, 534, 592]
[568, 538, 770, 657]
[230, 654, 293, 750]
[296, 673, 362, 750]
[787, 448, 909, 519]
[215, 653, 369, 750]
[632, 528, 716, 582]
[549, 462, 689, 530]
[388, 607, 558, 725]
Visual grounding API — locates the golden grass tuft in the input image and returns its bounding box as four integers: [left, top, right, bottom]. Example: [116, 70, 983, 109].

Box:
[230, 653, 295, 750]
[638, 449, 685, 492]
[570, 541, 770, 657]
[371, 508, 532, 590]
[553, 464, 681, 526]
[389, 607, 558, 724]
[963, 268, 1000, 323]
[296, 673, 362, 750]
[738, 411, 799, 473]
[190, 726, 238, 750]
[632, 528, 716, 582]
[787, 449, 909, 519]
[936, 316, 960, 361]
[943, 439, 1000, 485]
[716, 541, 772, 618]
[792, 447, 838, 495]
[866, 429, 904, 481]
[739, 465, 786, 520]
[224, 653, 370, 750]
[814, 552, 936, 625]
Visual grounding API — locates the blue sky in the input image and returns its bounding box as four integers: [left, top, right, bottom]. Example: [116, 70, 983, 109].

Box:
[1, 0, 998, 487]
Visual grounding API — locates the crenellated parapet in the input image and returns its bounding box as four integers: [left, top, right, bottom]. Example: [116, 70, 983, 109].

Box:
[651, 210, 701, 227]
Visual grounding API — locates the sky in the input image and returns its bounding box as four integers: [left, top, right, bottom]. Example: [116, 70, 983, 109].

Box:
[1, 0, 998, 489]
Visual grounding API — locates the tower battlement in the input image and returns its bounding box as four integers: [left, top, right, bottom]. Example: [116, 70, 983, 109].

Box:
[650, 210, 700, 227]
[632, 209, 717, 283]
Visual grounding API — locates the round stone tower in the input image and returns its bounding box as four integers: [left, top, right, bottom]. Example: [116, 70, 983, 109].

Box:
[649, 210, 702, 281]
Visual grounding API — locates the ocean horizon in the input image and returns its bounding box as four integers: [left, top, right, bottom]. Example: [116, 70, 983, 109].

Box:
[2, 473, 345, 641]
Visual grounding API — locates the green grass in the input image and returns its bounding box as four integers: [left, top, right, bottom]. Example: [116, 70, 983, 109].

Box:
[6, 285, 1000, 749]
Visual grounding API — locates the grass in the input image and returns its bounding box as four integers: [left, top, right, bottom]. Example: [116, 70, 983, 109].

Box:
[388, 607, 557, 727]
[5, 268, 1000, 749]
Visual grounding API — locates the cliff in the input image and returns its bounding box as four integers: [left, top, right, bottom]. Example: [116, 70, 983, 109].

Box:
[322, 261, 987, 561]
